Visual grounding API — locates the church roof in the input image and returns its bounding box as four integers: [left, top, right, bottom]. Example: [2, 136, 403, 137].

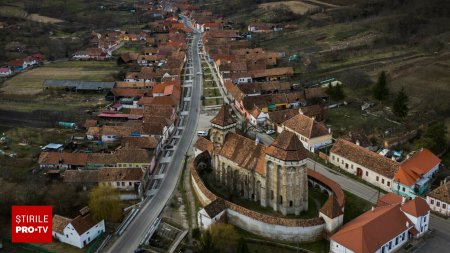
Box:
[219, 132, 266, 175]
[265, 131, 308, 161]
[210, 104, 236, 127]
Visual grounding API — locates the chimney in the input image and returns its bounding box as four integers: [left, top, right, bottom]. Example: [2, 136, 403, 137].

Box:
[255, 136, 260, 145]
[371, 206, 375, 211]
[356, 140, 360, 146]
[328, 128, 331, 134]
[402, 197, 406, 204]
[406, 221, 409, 228]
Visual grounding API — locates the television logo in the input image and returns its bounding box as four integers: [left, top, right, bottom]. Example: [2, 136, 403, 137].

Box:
[12, 206, 52, 243]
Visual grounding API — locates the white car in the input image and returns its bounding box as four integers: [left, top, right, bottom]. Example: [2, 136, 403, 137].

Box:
[197, 131, 208, 137]
[266, 129, 275, 135]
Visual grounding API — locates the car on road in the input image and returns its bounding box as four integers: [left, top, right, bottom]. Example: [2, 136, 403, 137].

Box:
[266, 129, 275, 135]
[197, 130, 208, 137]
[165, 145, 174, 150]
[196, 71, 202, 75]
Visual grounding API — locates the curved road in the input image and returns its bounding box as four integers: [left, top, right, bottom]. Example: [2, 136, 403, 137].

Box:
[105, 17, 202, 253]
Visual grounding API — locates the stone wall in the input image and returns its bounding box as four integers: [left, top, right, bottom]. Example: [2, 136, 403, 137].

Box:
[190, 152, 329, 241]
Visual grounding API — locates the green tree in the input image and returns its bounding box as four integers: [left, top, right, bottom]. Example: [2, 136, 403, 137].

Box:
[326, 83, 345, 102]
[393, 86, 409, 118]
[199, 230, 215, 253]
[209, 223, 240, 253]
[237, 238, 250, 253]
[373, 71, 389, 101]
[88, 185, 122, 222]
[416, 121, 448, 153]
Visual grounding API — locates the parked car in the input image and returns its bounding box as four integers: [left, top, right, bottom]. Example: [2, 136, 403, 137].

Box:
[197, 131, 208, 137]
[165, 145, 174, 150]
[266, 129, 275, 135]
[134, 249, 146, 253]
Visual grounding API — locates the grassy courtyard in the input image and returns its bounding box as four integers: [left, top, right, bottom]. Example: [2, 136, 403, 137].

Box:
[1, 61, 120, 95]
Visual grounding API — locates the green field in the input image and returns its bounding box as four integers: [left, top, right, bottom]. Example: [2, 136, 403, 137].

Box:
[1, 61, 120, 95]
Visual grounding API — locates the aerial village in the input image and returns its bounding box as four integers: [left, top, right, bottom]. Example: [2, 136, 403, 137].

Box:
[0, 0, 449, 253]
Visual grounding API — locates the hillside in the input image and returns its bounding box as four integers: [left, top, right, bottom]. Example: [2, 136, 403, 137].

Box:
[201, 0, 450, 116]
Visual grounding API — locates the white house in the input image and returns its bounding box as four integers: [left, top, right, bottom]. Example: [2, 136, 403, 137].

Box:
[52, 207, 105, 248]
[426, 179, 450, 217]
[330, 195, 430, 253]
[329, 139, 399, 192]
[280, 114, 332, 152]
[393, 148, 441, 199]
[197, 199, 227, 230]
[0, 67, 13, 76]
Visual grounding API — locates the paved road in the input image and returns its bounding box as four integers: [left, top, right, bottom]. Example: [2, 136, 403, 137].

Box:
[105, 18, 202, 253]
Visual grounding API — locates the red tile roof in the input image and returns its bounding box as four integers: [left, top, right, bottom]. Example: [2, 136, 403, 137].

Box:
[376, 193, 402, 207]
[401, 197, 430, 217]
[331, 139, 399, 178]
[282, 114, 329, 139]
[210, 104, 236, 127]
[331, 204, 414, 253]
[265, 131, 308, 161]
[218, 132, 266, 175]
[394, 149, 441, 186]
[320, 195, 343, 218]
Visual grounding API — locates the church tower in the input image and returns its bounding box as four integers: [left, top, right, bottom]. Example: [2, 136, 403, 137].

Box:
[209, 104, 237, 182]
[264, 131, 309, 215]
[209, 104, 237, 148]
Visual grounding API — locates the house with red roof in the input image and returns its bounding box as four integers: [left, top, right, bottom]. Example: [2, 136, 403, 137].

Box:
[0, 67, 12, 76]
[393, 148, 441, 199]
[330, 195, 430, 253]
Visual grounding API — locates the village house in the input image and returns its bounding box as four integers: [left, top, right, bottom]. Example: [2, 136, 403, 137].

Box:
[85, 149, 155, 171]
[38, 152, 88, 170]
[280, 114, 332, 152]
[64, 167, 146, 199]
[0, 67, 12, 76]
[330, 194, 430, 253]
[393, 148, 441, 199]
[329, 139, 399, 192]
[52, 207, 105, 248]
[197, 198, 227, 230]
[72, 48, 110, 61]
[248, 23, 283, 33]
[427, 180, 450, 217]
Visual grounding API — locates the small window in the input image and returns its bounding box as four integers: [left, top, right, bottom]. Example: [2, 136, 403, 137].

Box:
[279, 195, 283, 204]
[345, 163, 349, 169]
[424, 216, 427, 222]
[431, 199, 434, 204]
[271, 191, 274, 200]
[66, 235, 68, 238]
[116, 182, 120, 186]
[403, 187, 406, 192]
[121, 182, 125, 186]
[443, 204, 447, 209]
[437, 201, 440, 207]
[376, 176, 379, 181]
[351, 164, 354, 169]
[387, 182, 390, 187]
[337, 158, 340, 162]
[382, 179, 385, 184]
[129, 182, 132, 186]
[366, 171, 369, 176]
[289, 201, 293, 207]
